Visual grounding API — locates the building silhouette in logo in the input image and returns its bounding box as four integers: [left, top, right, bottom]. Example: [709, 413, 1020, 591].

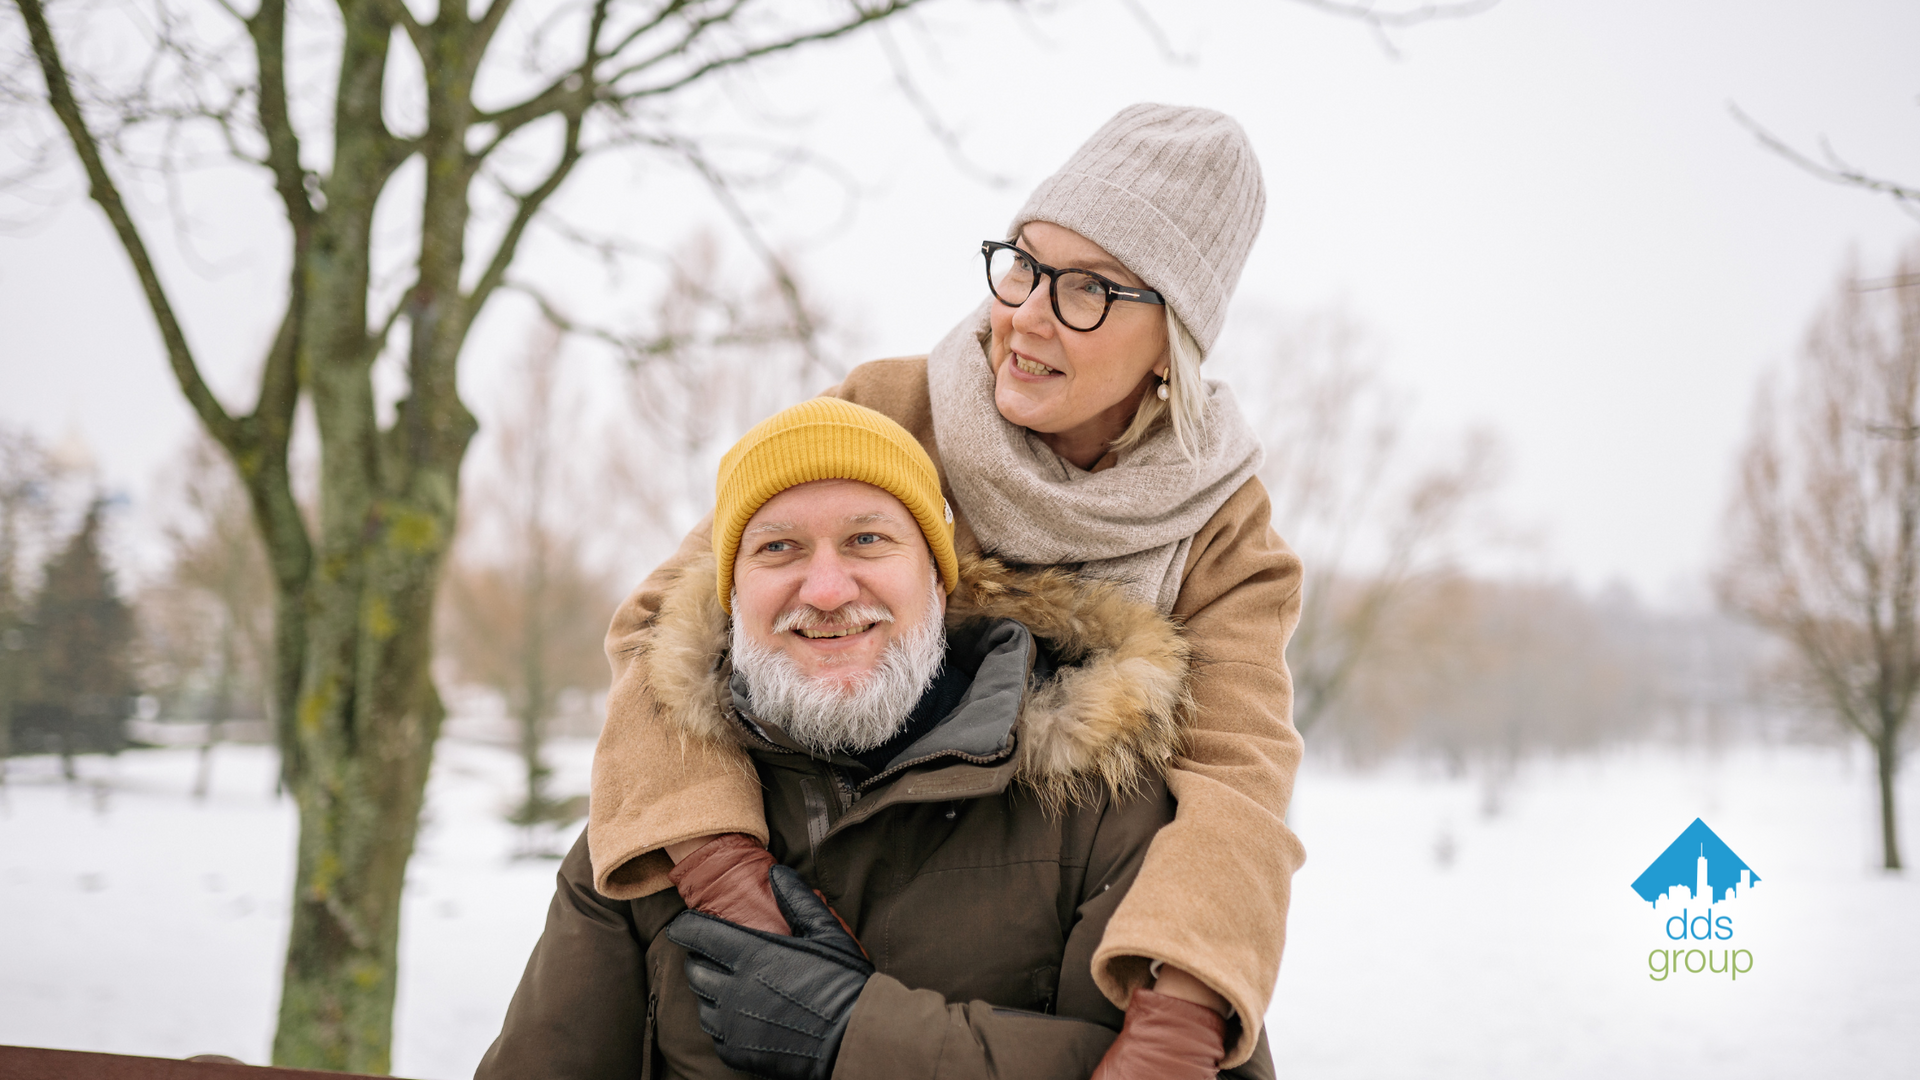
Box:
[1631, 817, 1759, 907]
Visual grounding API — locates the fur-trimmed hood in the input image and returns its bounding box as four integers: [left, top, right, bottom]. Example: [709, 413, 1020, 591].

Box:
[642, 552, 1191, 807]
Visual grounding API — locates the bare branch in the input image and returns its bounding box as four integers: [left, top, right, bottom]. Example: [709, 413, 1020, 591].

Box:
[466, 111, 585, 318]
[469, 0, 611, 165]
[1117, 0, 1196, 66]
[473, 0, 701, 135]
[874, 24, 1011, 188]
[509, 281, 682, 362]
[600, 0, 746, 75]
[473, 0, 520, 57]
[374, 0, 428, 56]
[605, 0, 933, 103]
[1284, 0, 1499, 59]
[667, 136, 830, 379]
[1286, 0, 1500, 27]
[14, 0, 238, 443]
[473, 2, 936, 168]
[540, 213, 676, 273]
[1730, 103, 1920, 223]
[509, 276, 810, 370]
[370, 288, 413, 358]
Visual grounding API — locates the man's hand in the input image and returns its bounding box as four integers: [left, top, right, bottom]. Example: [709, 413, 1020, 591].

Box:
[667, 833, 790, 935]
[665, 864, 872, 1080]
[1088, 987, 1226, 1080]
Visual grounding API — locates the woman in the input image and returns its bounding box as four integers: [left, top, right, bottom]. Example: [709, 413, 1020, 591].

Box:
[590, 103, 1304, 1076]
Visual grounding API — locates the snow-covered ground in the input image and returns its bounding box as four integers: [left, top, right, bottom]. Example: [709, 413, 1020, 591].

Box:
[2, 736, 1914, 1078]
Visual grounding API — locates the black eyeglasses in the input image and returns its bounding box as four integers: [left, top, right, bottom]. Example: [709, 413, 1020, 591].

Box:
[981, 240, 1164, 332]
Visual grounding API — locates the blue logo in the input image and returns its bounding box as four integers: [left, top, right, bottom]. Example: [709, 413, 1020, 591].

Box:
[1631, 817, 1760, 906]
[1633, 818, 1760, 982]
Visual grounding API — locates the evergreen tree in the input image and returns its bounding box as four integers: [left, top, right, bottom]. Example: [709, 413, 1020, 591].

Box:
[11, 501, 136, 768]
[0, 427, 60, 764]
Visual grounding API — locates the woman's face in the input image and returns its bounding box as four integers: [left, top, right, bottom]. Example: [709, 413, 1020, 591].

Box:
[988, 221, 1169, 468]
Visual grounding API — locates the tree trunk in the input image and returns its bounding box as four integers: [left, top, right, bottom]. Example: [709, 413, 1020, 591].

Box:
[1876, 728, 1903, 871]
[265, 6, 473, 1050]
[270, 500, 460, 1069]
[272, 677, 444, 1072]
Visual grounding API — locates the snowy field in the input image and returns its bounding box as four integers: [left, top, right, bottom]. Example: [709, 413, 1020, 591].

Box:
[2, 736, 1915, 1078]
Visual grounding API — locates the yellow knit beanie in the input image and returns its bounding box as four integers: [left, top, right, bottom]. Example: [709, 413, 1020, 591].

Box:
[713, 398, 958, 612]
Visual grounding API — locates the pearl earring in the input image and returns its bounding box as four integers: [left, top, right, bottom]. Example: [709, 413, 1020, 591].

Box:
[1156, 375, 1170, 401]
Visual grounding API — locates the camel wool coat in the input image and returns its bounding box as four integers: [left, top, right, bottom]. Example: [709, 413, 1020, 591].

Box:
[588, 358, 1306, 1066]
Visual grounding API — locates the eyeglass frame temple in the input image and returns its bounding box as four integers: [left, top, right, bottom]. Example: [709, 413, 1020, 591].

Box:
[980, 240, 1164, 332]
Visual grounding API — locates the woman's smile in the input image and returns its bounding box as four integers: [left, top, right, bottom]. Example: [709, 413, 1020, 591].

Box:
[1009, 352, 1062, 378]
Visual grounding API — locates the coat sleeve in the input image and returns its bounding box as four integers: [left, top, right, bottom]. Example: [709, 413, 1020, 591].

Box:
[1088, 477, 1308, 1068]
[476, 833, 654, 1080]
[588, 513, 768, 900]
[831, 979, 1116, 1080]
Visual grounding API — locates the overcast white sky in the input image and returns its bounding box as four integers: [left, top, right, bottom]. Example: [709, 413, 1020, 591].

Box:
[3, 0, 1917, 600]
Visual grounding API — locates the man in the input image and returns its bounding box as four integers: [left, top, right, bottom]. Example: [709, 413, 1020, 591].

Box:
[478, 399, 1274, 1079]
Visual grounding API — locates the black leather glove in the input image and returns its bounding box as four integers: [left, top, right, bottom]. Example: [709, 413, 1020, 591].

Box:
[665, 863, 873, 1080]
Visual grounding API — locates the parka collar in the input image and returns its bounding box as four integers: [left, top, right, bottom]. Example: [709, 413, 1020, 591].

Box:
[729, 618, 1038, 791]
[643, 552, 1191, 810]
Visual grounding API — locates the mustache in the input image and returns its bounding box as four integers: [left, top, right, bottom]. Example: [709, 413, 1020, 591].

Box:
[772, 601, 895, 636]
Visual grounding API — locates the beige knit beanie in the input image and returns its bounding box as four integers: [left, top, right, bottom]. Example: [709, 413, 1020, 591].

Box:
[1009, 103, 1265, 353]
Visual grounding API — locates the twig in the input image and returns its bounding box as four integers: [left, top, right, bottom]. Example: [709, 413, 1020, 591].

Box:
[1284, 0, 1500, 59]
[1730, 103, 1920, 224]
[663, 136, 835, 380]
[875, 24, 1011, 188]
[1118, 0, 1197, 66]
[15, 0, 239, 444]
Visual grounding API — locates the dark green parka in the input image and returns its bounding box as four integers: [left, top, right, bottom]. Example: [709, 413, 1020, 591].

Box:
[478, 555, 1276, 1080]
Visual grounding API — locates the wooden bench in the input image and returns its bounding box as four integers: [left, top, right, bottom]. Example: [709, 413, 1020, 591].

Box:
[0, 1045, 399, 1079]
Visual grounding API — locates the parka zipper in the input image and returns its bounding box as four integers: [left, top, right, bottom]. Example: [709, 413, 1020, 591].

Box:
[640, 989, 658, 1080]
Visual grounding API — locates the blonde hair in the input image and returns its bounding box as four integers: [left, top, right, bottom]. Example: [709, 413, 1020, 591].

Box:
[1110, 307, 1207, 460]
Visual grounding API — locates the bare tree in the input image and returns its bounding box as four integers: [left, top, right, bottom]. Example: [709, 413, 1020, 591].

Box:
[1228, 306, 1503, 735]
[137, 433, 274, 798]
[5, 0, 948, 1066]
[1719, 247, 1920, 872]
[440, 322, 615, 853]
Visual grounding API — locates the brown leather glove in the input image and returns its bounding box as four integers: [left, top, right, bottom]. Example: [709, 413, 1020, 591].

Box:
[1089, 987, 1227, 1080]
[667, 833, 790, 935]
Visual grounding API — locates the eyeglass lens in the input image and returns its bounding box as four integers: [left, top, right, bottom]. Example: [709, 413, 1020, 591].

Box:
[986, 246, 1110, 331]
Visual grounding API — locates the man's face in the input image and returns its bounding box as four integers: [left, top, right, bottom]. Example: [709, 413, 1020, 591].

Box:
[732, 479, 944, 690]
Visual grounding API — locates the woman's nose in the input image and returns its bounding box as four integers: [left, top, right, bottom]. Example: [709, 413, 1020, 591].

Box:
[1011, 278, 1057, 337]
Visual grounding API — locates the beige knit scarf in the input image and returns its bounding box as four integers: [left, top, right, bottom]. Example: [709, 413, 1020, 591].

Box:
[927, 303, 1264, 613]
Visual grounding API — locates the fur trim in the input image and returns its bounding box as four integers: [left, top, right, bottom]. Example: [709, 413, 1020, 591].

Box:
[947, 557, 1190, 811]
[641, 556, 738, 752]
[642, 553, 1191, 807]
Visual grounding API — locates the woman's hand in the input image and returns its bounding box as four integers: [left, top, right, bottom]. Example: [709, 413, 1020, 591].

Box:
[666, 833, 790, 935]
[1088, 984, 1226, 1080]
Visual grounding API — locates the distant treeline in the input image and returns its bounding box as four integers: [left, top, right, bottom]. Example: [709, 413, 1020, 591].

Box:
[1292, 570, 1775, 766]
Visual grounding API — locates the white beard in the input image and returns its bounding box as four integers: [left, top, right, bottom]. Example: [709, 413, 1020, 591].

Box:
[730, 575, 947, 756]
